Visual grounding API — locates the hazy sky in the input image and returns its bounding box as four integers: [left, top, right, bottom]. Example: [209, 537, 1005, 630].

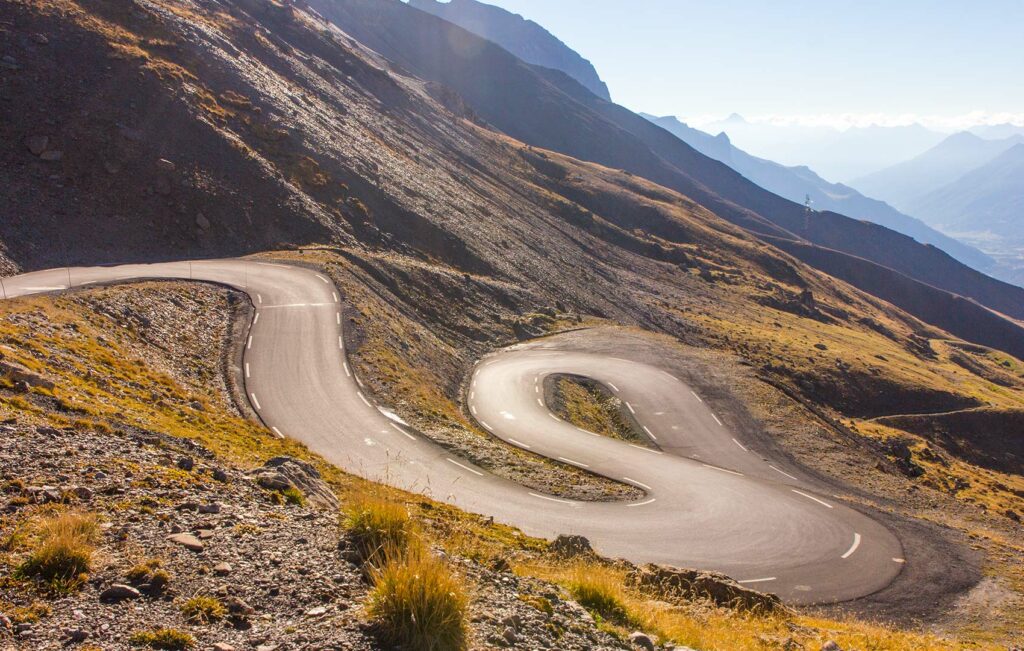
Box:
[470, 0, 1024, 130]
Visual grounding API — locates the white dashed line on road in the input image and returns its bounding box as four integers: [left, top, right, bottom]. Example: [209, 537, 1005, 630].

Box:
[702, 464, 743, 476]
[711, 413, 723, 426]
[245, 363, 251, 378]
[537, 398, 544, 406]
[316, 274, 329, 284]
[508, 438, 531, 449]
[627, 498, 657, 507]
[792, 490, 833, 509]
[528, 493, 577, 506]
[626, 402, 635, 414]
[643, 426, 657, 440]
[337, 312, 341, 325]
[343, 362, 351, 377]
[479, 421, 492, 431]
[558, 456, 589, 468]
[333, 292, 338, 303]
[447, 458, 483, 476]
[390, 423, 416, 441]
[338, 336, 344, 350]
[893, 558, 905, 563]
[471, 405, 478, 415]
[738, 577, 776, 584]
[622, 477, 652, 491]
[250, 393, 261, 410]
[769, 465, 798, 480]
[254, 313, 260, 324]
[732, 438, 747, 451]
[608, 382, 619, 392]
[548, 413, 560, 422]
[630, 444, 662, 455]
[357, 392, 371, 407]
[841, 533, 862, 559]
[690, 390, 702, 402]
[247, 335, 253, 350]
[271, 427, 283, 439]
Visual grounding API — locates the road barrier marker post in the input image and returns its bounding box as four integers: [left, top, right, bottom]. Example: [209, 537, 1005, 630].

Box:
[0, 277, 7, 300]
[66, 266, 72, 289]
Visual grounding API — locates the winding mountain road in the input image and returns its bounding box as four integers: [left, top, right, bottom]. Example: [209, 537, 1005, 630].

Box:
[1, 259, 905, 604]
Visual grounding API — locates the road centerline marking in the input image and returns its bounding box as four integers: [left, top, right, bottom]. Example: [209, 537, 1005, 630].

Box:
[528, 493, 577, 506]
[702, 463, 743, 476]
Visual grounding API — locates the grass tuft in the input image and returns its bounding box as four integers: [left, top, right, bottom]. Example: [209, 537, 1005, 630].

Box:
[367, 545, 469, 651]
[564, 563, 633, 626]
[129, 628, 194, 649]
[14, 511, 99, 593]
[180, 595, 226, 624]
[343, 492, 416, 564]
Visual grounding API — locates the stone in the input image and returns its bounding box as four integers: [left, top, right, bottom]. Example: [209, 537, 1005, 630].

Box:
[253, 456, 338, 509]
[32, 33, 49, 44]
[156, 158, 176, 173]
[23, 135, 49, 156]
[304, 606, 327, 617]
[0, 614, 11, 630]
[225, 596, 255, 618]
[39, 150, 63, 161]
[501, 627, 517, 645]
[167, 532, 204, 551]
[65, 628, 89, 642]
[176, 456, 194, 471]
[550, 534, 592, 557]
[629, 631, 655, 651]
[212, 467, 228, 482]
[627, 563, 786, 614]
[199, 502, 222, 514]
[100, 583, 141, 602]
[196, 212, 211, 230]
[212, 644, 236, 651]
[821, 643, 841, 651]
[213, 562, 232, 575]
[72, 486, 94, 501]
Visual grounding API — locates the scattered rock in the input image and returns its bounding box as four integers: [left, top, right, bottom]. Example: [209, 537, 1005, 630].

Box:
[304, 606, 327, 617]
[167, 532, 204, 552]
[212, 467, 229, 482]
[224, 596, 255, 619]
[629, 631, 655, 651]
[196, 212, 211, 230]
[199, 502, 222, 514]
[550, 534, 592, 557]
[32, 33, 49, 44]
[213, 561, 233, 575]
[64, 628, 89, 642]
[176, 456, 194, 471]
[23, 135, 49, 156]
[821, 642, 841, 651]
[253, 456, 338, 509]
[100, 583, 142, 602]
[156, 158, 176, 173]
[39, 149, 63, 161]
[212, 644, 236, 651]
[501, 626, 517, 644]
[627, 563, 786, 613]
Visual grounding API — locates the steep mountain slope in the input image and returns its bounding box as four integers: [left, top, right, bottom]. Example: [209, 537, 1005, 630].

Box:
[408, 0, 611, 101]
[308, 0, 1024, 331]
[700, 115, 946, 182]
[852, 132, 1024, 211]
[643, 114, 993, 272]
[908, 143, 1024, 242]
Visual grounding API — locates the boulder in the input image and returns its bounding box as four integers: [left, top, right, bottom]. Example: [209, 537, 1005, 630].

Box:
[628, 631, 655, 651]
[550, 534, 592, 557]
[627, 563, 786, 614]
[167, 532, 204, 552]
[0, 358, 55, 391]
[100, 583, 141, 602]
[252, 456, 338, 509]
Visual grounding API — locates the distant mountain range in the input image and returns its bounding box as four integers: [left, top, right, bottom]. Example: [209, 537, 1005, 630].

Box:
[910, 143, 1024, 245]
[641, 114, 993, 272]
[852, 131, 1024, 212]
[696, 115, 947, 182]
[408, 0, 612, 101]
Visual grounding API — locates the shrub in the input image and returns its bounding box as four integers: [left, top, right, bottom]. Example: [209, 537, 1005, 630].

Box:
[343, 493, 416, 564]
[565, 564, 632, 625]
[129, 628, 194, 649]
[180, 595, 226, 624]
[14, 511, 99, 593]
[127, 558, 171, 591]
[368, 545, 469, 651]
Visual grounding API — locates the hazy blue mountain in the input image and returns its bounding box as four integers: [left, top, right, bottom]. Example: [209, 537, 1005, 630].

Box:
[408, 0, 611, 101]
[908, 143, 1024, 244]
[852, 132, 1024, 212]
[642, 114, 994, 271]
[699, 115, 946, 182]
[970, 123, 1024, 140]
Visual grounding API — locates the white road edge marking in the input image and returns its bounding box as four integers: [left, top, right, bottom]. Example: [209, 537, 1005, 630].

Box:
[250, 393, 261, 410]
[702, 463, 743, 476]
[892, 557, 906, 563]
[622, 476, 652, 491]
[479, 421, 492, 431]
[253, 312, 260, 324]
[528, 493, 577, 506]
[257, 294, 262, 304]
[390, 423, 416, 441]
[792, 489, 834, 509]
[626, 402, 636, 414]
[548, 413, 560, 422]
[630, 444, 662, 455]
[343, 362, 351, 377]
[608, 382, 619, 392]
[316, 274, 329, 284]
[271, 427, 284, 439]
[642, 425, 657, 440]
[841, 533, 862, 559]
[690, 390, 703, 403]
[627, 498, 656, 507]
[558, 456, 589, 468]
[769, 465, 798, 480]
[732, 438, 747, 451]
[357, 392, 371, 407]
[711, 413, 723, 426]
[338, 336, 344, 350]
[245, 363, 251, 379]
[247, 335, 253, 350]
[471, 405, 478, 415]
[333, 292, 338, 303]
[738, 577, 777, 584]
[447, 458, 483, 476]
[508, 438, 531, 449]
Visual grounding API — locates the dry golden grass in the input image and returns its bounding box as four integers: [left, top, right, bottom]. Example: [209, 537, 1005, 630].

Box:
[367, 544, 470, 651]
[180, 595, 226, 624]
[13, 511, 99, 594]
[128, 628, 194, 649]
[342, 491, 417, 565]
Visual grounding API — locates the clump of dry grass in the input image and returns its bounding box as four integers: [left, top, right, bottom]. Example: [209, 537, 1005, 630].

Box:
[128, 628, 194, 649]
[563, 563, 634, 626]
[180, 595, 226, 624]
[367, 544, 469, 651]
[14, 511, 100, 593]
[126, 557, 172, 592]
[342, 492, 416, 564]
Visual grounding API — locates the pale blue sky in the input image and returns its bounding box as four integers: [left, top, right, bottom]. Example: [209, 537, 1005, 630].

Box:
[468, 0, 1024, 129]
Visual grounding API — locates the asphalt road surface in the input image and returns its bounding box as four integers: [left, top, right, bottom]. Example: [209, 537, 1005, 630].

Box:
[1, 259, 905, 604]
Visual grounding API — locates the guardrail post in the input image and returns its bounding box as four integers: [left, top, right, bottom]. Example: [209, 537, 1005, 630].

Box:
[66, 266, 72, 289]
[0, 278, 7, 300]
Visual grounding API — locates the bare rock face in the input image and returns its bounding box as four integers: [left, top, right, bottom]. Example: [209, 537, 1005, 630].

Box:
[0, 349, 56, 390]
[253, 456, 338, 510]
[627, 563, 786, 614]
[549, 534, 592, 557]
